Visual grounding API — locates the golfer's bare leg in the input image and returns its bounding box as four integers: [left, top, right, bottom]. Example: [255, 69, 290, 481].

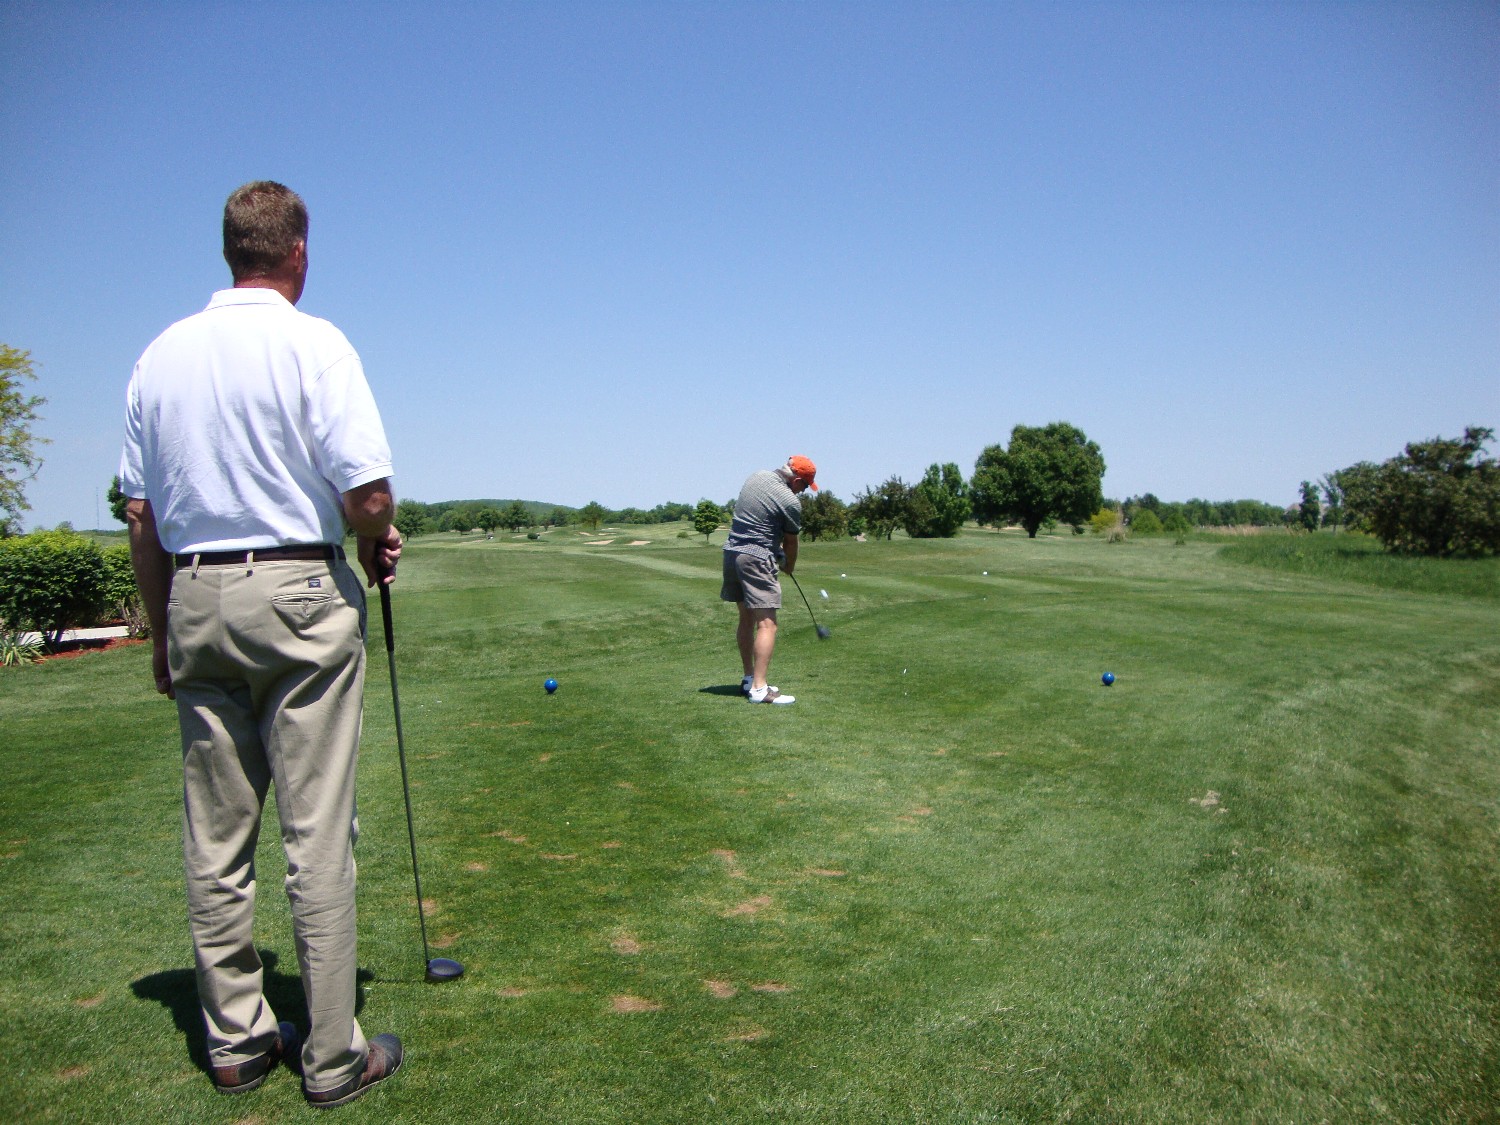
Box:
[750, 608, 777, 692]
[736, 604, 757, 678]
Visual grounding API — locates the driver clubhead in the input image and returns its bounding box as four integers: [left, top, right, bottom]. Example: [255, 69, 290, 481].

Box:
[425, 957, 465, 982]
[816, 625, 831, 640]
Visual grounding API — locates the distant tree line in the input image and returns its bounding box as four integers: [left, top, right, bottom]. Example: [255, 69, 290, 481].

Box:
[392, 498, 698, 537]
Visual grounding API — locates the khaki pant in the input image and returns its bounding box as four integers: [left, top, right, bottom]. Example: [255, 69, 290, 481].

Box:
[169, 555, 370, 1094]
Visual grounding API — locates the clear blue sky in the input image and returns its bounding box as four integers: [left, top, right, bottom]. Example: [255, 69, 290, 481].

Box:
[2, 1, 1496, 530]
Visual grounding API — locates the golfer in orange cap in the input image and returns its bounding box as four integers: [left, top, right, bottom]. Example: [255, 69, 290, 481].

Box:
[720, 456, 817, 704]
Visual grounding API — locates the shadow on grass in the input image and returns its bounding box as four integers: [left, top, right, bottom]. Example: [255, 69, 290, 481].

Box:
[131, 951, 372, 1073]
[698, 684, 748, 697]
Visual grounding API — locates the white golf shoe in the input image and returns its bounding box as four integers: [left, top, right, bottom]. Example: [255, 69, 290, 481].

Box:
[748, 686, 794, 705]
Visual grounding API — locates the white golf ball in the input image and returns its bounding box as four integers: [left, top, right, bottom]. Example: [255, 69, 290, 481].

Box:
[820, 589, 828, 599]
[841, 573, 846, 578]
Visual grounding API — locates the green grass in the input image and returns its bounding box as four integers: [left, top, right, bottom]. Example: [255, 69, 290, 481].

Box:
[2, 527, 1496, 1122]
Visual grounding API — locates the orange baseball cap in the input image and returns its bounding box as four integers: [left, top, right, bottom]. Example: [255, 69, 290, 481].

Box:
[788, 455, 818, 491]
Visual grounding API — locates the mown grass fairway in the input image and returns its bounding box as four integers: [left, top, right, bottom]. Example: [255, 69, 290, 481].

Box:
[2, 528, 1496, 1122]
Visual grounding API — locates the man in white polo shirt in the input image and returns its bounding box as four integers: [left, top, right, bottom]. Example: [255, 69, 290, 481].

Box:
[121, 181, 403, 1108]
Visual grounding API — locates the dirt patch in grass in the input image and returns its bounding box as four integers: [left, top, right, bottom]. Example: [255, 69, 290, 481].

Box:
[723, 895, 772, 918]
[703, 979, 738, 999]
[711, 848, 746, 878]
[611, 995, 663, 1013]
[611, 935, 643, 955]
[723, 1023, 770, 1042]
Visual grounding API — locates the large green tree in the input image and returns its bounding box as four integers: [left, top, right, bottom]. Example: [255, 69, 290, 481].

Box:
[904, 463, 969, 538]
[692, 499, 723, 543]
[1365, 427, 1500, 557]
[799, 491, 849, 542]
[970, 422, 1105, 537]
[393, 499, 433, 538]
[1298, 481, 1321, 532]
[578, 501, 607, 531]
[1, 345, 48, 537]
[850, 478, 910, 541]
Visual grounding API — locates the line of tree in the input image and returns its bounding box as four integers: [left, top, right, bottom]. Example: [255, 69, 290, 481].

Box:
[391, 498, 699, 537]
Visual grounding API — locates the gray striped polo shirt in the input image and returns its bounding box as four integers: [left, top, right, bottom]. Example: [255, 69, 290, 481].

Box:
[723, 469, 803, 561]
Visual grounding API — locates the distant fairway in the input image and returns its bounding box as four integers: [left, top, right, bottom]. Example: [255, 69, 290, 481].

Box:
[1, 527, 1496, 1122]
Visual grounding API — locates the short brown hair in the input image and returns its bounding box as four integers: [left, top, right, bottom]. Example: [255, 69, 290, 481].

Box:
[222, 181, 308, 278]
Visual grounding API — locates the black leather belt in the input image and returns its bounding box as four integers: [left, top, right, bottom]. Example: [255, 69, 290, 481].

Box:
[174, 544, 344, 567]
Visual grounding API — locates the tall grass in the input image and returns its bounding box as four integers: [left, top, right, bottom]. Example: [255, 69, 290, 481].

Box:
[1217, 530, 1500, 599]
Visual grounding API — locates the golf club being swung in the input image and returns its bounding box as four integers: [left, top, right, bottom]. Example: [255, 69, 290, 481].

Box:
[379, 579, 464, 983]
[785, 570, 831, 640]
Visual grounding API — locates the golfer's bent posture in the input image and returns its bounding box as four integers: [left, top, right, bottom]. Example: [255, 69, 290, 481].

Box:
[121, 182, 404, 1108]
[721, 456, 817, 704]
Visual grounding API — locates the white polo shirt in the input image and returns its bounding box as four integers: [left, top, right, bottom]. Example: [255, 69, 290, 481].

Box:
[120, 288, 393, 554]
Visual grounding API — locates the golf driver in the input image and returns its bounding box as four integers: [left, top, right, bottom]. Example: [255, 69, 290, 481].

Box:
[785, 571, 832, 639]
[379, 580, 464, 983]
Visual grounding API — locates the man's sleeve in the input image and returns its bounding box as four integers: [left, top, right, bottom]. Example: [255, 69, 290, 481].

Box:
[118, 370, 148, 500]
[782, 492, 803, 535]
[306, 349, 393, 493]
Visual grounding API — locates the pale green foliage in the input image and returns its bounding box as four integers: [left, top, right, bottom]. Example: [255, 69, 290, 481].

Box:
[1, 345, 48, 536]
[1130, 509, 1164, 536]
[579, 501, 607, 530]
[1088, 509, 1120, 536]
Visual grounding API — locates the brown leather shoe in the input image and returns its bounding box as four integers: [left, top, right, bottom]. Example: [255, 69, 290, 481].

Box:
[211, 1020, 302, 1094]
[304, 1033, 403, 1109]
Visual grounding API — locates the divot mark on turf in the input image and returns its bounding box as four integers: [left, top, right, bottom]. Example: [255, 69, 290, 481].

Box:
[486, 829, 528, 843]
[1190, 791, 1226, 813]
[611, 995, 663, 1013]
[537, 753, 553, 762]
[432, 932, 460, 949]
[611, 935, 643, 955]
[76, 991, 107, 1008]
[723, 895, 772, 918]
[57, 1066, 91, 1081]
[498, 987, 529, 998]
[508, 720, 532, 728]
[541, 853, 578, 861]
[808, 868, 845, 878]
[711, 849, 746, 878]
[723, 1023, 770, 1042]
[465, 861, 488, 872]
[601, 841, 622, 849]
[704, 979, 738, 999]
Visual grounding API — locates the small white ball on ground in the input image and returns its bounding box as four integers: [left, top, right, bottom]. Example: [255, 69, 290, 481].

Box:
[820, 589, 828, 599]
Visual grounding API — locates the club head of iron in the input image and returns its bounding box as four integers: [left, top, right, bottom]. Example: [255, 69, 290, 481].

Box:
[425, 957, 465, 982]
